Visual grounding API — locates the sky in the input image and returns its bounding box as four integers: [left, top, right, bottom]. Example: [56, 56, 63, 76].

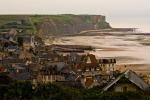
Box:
[0, 0, 150, 32]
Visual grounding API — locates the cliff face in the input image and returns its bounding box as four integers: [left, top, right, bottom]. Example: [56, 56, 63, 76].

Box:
[35, 15, 111, 35]
[0, 15, 111, 36]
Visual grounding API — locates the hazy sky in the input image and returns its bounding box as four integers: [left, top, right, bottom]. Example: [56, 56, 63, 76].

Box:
[0, 0, 150, 32]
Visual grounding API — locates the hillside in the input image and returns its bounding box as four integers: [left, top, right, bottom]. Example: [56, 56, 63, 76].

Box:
[0, 15, 111, 35]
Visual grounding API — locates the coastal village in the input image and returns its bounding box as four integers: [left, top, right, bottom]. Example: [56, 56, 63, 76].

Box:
[0, 28, 150, 93]
[0, 0, 150, 98]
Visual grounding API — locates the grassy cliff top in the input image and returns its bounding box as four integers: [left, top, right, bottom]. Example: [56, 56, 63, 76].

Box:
[0, 14, 106, 25]
[0, 15, 110, 35]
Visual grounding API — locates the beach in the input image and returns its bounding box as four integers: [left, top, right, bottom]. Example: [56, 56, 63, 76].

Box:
[54, 33, 150, 73]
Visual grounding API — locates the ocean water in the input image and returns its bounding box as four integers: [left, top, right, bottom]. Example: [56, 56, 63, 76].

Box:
[55, 34, 150, 65]
[108, 17, 150, 33]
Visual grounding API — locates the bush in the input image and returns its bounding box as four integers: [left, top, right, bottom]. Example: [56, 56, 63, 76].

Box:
[1, 81, 150, 100]
[97, 20, 111, 29]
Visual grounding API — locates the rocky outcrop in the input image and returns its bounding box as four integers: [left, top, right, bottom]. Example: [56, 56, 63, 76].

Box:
[36, 15, 111, 35]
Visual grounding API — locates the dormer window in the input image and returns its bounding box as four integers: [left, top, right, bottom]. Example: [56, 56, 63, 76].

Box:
[78, 69, 81, 72]
[86, 69, 89, 72]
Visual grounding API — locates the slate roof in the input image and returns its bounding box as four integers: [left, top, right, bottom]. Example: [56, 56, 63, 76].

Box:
[23, 36, 33, 42]
[103, 69, 150, 91]
[8, 72, 32, 80]
[2, 57, 25, 64]
[0, 38, 17, 45]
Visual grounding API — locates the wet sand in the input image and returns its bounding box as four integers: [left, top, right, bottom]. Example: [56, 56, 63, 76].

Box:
[53, 33, 150, 73]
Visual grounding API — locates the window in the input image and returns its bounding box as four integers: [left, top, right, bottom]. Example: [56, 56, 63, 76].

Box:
[123, 86, 127, 92]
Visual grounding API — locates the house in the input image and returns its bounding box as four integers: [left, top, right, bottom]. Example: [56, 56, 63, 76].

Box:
[0, 66, 7, 73]
[99, 58, 116, 74]
[0, 38, 17, 50]
[8, 64, 26, 73]
[47, 62, 66, 71]
[5, 29, 18, 42]
[37, 65, 66, 83]
[99, 58, 116, 82]
[8, 72, 33, 81]
[6, 63, 33, 81]
[74, 54, 99, 73]
[19, 49, 34, 60]
[36, 50, 62, 64]
[27, 63, 43, 72]
[2, 57, 25, 67]
[102, 70, 150, 92]
[4, 61, 36, 81]
[0, 29, 17, 40]
[22, 36, 35, 50]
[67, 53, 86, 64]
[75, 54, 101, 88]
[6, 45, 18, 52]
[84, 54, 98, 64]
[8, 29, 18, 37]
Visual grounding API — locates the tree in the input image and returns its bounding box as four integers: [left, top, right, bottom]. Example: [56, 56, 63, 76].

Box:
[17, 36, 23, 47]
[5, 81, 33, 100]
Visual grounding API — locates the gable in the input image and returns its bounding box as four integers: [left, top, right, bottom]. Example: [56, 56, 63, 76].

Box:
[103, 70, 150, 91]
[85, 54, 97, 64]
[86, 56, 92, 63]
[108, 83, 140, 92]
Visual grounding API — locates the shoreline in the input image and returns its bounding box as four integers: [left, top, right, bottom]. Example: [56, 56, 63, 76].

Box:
[116, 63, 150, 75]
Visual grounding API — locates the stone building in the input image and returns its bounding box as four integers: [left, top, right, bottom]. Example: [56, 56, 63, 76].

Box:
[103, 70, 149, 92]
